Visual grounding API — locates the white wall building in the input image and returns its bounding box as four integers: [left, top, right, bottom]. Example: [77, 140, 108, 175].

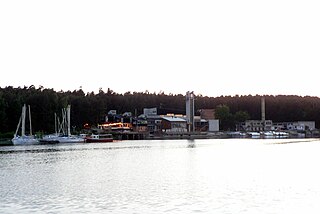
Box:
[143, 108, 157, 116]
[244, 120, 272, 131]
[162, 116, 187, 133]
[208, 120, 219, 132]
[286, 121, 315, 131]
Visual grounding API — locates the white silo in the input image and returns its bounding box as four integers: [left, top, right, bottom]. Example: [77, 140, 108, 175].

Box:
[186, 91, 195, 132]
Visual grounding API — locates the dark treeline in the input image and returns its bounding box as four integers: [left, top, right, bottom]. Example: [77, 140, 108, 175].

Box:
[1, 86, 320, 134]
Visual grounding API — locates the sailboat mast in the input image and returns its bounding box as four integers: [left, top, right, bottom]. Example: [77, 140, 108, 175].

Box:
[21, 104, 26, 136]
[57, 117, 62, 135]
[28, 105, 32, 136]
[14, 116, 22, 137]
[54, 113, 57, 135]
[61, 108, 66, 135]
[67, 105, 71, 136]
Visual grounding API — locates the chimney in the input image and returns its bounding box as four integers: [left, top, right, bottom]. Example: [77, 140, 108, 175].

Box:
[186, 91, 195, 132]
[261, 96, 265, 121]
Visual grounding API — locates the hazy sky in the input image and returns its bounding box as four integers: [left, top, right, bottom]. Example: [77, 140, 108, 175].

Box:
[1, 0, 319, 97]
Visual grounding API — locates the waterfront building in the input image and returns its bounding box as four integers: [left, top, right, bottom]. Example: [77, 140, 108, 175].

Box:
[272, 121, 315, 131]
[199, 109, 215, 120]
[198, 109, 219, 132]
[208, 120, 219, 132]
[143, 107, 157, 116]
[161, 116, 187, 133]
[141, 108, 162, 134]
[194, 116, 208, 131]
[244, 120, 273, 132]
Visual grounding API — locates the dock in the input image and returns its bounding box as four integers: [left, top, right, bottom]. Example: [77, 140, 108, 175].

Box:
[112, 132, 147, 140]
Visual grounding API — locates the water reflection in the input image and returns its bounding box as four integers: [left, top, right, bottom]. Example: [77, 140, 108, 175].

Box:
[0, 144, 152, 155]
[1, 139, 320, 213]
[187, 139, 196, 148]
[268, 138, 319, 144]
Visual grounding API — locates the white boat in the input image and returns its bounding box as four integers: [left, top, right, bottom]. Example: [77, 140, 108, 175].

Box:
[261, 131, 275, 138]
[85, 134, 113, 143]
[247, 132, 261, 138]
[227, 131, 247, 138]
[273, 131, 289, 138]
[39, 133, 60, 144]
[40, 134, 84, 144]
[41, 105, 84, 144]
[12, 135, 39, 145]
[12, 104, 39, 145]
[57, 135, 84, 143]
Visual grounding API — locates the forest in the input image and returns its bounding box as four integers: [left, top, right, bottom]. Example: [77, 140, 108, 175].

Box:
[1, 85, 320, 136]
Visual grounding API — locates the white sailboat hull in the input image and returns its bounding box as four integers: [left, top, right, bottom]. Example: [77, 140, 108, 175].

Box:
[57, 136, 84, 143]
[12, 104, 39, 146]
[41, 134, 84, 144]
[12, 136, 39, 145]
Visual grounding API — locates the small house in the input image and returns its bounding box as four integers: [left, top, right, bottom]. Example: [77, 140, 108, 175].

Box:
[161, 116, 187, 133]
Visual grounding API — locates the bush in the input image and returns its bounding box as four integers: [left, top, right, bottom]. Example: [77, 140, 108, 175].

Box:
[0, 132, 14, 139]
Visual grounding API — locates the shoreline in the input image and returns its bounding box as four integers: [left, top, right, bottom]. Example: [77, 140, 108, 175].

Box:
[1, 131, 319, 146]
[0, 139, 13, 146]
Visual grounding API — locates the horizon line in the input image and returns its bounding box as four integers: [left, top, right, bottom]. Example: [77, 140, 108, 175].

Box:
[1, 84, 320, 99]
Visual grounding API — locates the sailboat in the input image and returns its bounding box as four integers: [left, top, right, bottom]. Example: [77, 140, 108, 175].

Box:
[56, 105, 84, 143]
[39, 113, 61, 144]
[40, 105, 84, 144]
[12, 104, 39, 145]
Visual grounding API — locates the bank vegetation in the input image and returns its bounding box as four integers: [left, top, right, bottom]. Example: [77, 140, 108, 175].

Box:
[1, 86, 320, 134]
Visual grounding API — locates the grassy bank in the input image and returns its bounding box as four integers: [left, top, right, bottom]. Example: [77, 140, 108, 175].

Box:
[0, 139, 13, 146]
[0, 132, 13, 146]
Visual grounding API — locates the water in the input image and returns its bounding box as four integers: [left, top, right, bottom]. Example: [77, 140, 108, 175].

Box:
[1, 138, 320, 213]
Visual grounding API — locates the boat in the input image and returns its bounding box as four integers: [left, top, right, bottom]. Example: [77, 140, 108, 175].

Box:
[39, 134, 60, 144]
[227, 131, 247, 138]
[40, 134, 84, 144]
[261, 131, 275, 138]
[40, 105, 84, 144]
[273, 131, 289, 138]
[55, 135, 85, 143]
[12, 104, 39, 145]
[39, 112, 60, 144]
[247, 132, 261, 138]
[85, 134, 113, 143]
[52, 105, 84, 143]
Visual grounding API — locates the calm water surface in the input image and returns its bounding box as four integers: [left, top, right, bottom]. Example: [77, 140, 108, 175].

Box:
[1, 138, 320, 213]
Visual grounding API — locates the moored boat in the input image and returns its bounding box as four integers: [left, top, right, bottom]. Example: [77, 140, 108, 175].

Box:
[12, 135, 39, 145]
[40, 134, 84, 144]
[12, 104, 39, 145]
[56, 135, 84, 143]
[85, 134, 113, 143]
[273, 131, 289, 138]
[247, 132, 261, 138]
[41, 105, 84, 144]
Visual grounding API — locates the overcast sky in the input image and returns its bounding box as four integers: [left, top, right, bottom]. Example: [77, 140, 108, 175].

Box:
[1, 0, 319, 97]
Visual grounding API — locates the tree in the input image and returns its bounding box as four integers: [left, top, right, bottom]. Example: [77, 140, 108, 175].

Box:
[0, 91, 7, 131]
[234, 110, 250, 131]
[215, 105, 234, 131]
[234, 111, 250, 123]
[1, 86, 320, 134]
